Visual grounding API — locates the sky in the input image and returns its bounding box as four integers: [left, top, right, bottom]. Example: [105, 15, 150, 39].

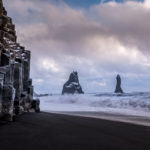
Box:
[3, 0, 150, 93]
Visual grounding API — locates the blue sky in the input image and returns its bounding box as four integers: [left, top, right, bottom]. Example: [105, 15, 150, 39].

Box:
[3, 0, 150, 93]
[62, 0, 144, 8]
[44, 0, 144, 8]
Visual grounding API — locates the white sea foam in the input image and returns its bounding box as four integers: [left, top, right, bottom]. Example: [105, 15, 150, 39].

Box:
[40, 92, 150, 117]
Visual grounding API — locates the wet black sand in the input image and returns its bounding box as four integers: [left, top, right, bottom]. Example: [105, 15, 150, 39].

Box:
[0, 112, 150, 150]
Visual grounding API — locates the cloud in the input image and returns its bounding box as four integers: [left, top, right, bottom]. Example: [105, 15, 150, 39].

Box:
[93, 1, 150, 55]
[3, 0, 150, 93]
[144, 0, 150, 8]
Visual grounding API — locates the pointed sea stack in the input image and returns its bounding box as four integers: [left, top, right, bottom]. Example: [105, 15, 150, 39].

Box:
[62, 71, 84, 95]
[0, 0, 40, 121]
[115, 74, 123, 94]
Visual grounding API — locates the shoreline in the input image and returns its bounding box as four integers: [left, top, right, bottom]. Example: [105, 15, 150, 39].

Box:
[47, 111, 150, 127]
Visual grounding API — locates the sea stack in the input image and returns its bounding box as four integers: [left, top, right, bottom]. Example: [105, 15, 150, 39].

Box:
[0, 0, 40, 121]
[115, 74, 123, 93]
[62, 71, 84, 95]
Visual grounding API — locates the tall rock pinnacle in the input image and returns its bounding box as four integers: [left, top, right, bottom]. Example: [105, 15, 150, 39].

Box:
[62, 71, 84, 95]
[115, 74, 123, 94]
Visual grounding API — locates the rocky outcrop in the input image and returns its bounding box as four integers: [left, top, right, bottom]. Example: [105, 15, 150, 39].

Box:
[0, 0, 40, 121]
[115, 74, 123, 94]
[62, 71, 84, 95]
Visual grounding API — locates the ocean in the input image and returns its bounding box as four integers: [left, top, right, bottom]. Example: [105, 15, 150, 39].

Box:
[39, 92, 150, 117]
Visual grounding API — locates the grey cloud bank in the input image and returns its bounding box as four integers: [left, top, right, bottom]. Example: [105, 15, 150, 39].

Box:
[3, 0, 150, 93]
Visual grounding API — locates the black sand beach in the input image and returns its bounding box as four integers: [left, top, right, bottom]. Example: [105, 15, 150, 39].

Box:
[0, 112, 150, 150]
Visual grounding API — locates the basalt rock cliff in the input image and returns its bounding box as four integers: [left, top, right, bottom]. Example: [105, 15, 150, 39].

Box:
[0, 0, 40, 121]
[62, 71, 84, 95]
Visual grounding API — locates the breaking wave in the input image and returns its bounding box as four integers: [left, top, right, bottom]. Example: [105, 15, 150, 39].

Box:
[40, 92, 150, 116]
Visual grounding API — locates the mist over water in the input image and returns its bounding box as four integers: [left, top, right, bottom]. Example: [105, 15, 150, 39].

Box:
[40, 92, 150, 117]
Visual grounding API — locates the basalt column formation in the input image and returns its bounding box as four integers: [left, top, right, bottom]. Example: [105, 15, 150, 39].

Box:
[0, 0, 40, 121]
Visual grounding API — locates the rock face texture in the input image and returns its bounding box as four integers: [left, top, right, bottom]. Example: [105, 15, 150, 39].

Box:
[115, 74, 123, 94]
[0, 0, 40, 121]
[62, 71, 84, 95]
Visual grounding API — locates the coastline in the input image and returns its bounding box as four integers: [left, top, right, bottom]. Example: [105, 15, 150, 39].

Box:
[49, 111, 150, 127]
[0, 112, 150, 150]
